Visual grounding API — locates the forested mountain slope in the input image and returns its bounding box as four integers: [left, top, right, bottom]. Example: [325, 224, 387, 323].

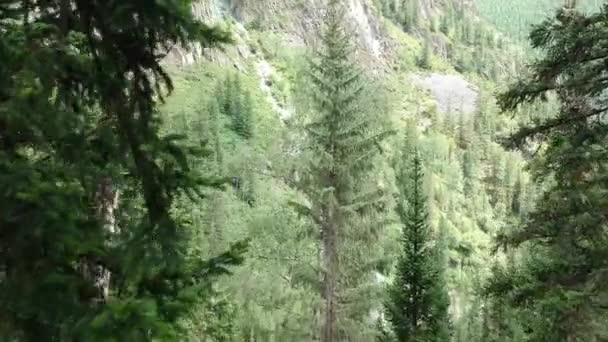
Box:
[157, 0, 536, 340]
[475, 0, 604, 41]
[3, 0, 605, 340]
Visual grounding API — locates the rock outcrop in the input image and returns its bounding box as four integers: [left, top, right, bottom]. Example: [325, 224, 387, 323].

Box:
[168, 0, 393, 67]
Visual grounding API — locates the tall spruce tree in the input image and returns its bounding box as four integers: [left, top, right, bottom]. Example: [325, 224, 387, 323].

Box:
[385, 152, 451, 342]
[0, 1, 245, 339]
[240, 92, 255, 140]
[217, 73, 254, 140]
[208, 98, 225, 174]
[297, 1, 392, 340]
[487, 4, 608, 340]
[417, 39, 433, 70]
[402, 0, 419, 32]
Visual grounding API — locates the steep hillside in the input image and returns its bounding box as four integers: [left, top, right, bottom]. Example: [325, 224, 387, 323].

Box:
[6, 0, 608, 340]
[475, 0, 604, 42]
[158, 0, 535, 340]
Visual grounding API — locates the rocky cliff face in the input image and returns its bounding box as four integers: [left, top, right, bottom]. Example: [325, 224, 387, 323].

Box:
[172, 0, 481, 67]
[168, 0, 394, 66]
[231, 0, 389, 55]
[167, 0, 219, 65]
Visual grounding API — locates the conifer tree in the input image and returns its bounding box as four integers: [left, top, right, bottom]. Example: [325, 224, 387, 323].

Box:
[221, 73, 236, 117]
[457, 111, 474, 149]
[400, 0, 419, 32]
[298, 1, 392, 340]
[462, 147, 480, 196]
[385, 152, 451, 342]
[473, 96, 494, 145]
[417, 39, 433, 69]
[208, 99, 225, 174]
[440, 15, 451, 35]
[243, 168, 257, 206]
[381, 0, 392, 17]
[0, 1, 245, 339]
[239, 92, 255, 140]
[488, 4, 608, 340]
[218, 73, 254, 140]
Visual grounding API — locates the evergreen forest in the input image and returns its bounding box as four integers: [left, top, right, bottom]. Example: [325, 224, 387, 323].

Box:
[1, 0, 607, 341]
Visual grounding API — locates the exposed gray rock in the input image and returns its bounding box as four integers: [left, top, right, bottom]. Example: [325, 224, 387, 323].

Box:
[412, 73, 479, 116]
[231, 0, 393, 65]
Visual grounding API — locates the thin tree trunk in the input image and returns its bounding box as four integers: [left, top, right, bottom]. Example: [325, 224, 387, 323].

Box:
[321, 205, 339, 342]
[313, 235, 322, 341]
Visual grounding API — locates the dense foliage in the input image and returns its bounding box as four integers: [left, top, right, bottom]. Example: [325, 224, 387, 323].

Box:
[0, 0, 244, 339]
[385, 152, 450, 342]
[298, 2, 392, 339]
[486, 4, 608, 340]
[475, 0, 604, 42]
[2, 0, 605, 340]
